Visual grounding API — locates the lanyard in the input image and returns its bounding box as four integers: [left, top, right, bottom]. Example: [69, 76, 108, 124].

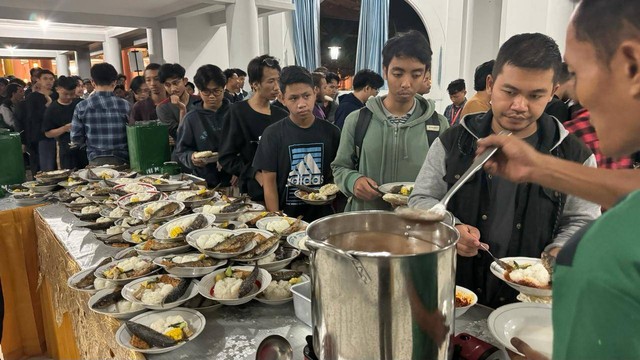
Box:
[450, 106, 463, 126]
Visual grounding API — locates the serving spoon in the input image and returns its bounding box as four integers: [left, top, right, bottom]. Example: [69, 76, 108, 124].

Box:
[255, 335, 293, 360]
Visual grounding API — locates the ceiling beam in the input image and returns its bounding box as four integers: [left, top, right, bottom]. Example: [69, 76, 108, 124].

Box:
[255, 0, 295, 11]
[0, 49, 63, 58]
[0, 5, 156, 28]
[0, 25, 105, 42]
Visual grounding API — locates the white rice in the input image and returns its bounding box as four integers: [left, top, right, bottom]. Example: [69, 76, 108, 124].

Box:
[262, 280, 292, 300]
[266, 219, 291, 233]
[202, 204, 228, 214]
[94, 278, 117, 290]
[123, 183, 148, 193]
[213, 277, 243, 299]
[81, 206, 101, 214]
[109, 207, 127, 218]
[196, 233, 228, 249]
[176, 191, 198, 202]
[106, 225, 125, 234]
[171, 254, 204, 264]
[150, 315, 187, 333]
[257, 253, 277, 264]
[508, 263, 551, 288]
[116, 300, 144, 312]
[116, 257, 148, 272]
[140, 283, 175, 305]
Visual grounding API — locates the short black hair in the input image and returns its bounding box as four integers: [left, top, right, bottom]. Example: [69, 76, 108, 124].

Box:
[572, 0, 640, 65]
[29, 68, 40, 77]
[129, 76, 146, 93]
[492, 33, 562, 84]
[314, 66, 329, 74]
[145, 63, 161, 72]
[114, 84, 125, 92]
[279, 66, 314, 94]
[311, 72, 326, 88]
[352, 69, 384, 91]
[247, 55, 281, 85]
[223, 69, 237, 84]
[83, 78, 92, 84]
[117, 74, 127, 80]
[9, 78, 25, 87]
[194, 64, 226, 90]
[71, 75, 83, 84]
[5, 83, 21, 99]
[473, 60, 495, 91]
[90, 63, 118, 86]
[0, 78, 8, 86]
[186, 82, 195, 91]
[158, 63, 186, 83]
[234, 68, 247, 77]
[557, 62, 572, 84]
[382, 30, 432, 71]
[447, 79, 466, 95]
[38, 69, 55, 78]
[325, 72, 340, 84]
[56, 75, 77, 91]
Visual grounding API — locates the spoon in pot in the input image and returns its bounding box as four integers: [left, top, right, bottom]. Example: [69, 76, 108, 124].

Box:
[395, 131, 512, 224]
[256, 335, 293, 360]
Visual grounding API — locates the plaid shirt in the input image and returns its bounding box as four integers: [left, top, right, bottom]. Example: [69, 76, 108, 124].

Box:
[71, 91, 131, 161]
[564, 108, 634, 169]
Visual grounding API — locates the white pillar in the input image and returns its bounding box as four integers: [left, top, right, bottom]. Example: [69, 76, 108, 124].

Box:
[103, 36, 123, 73]
[226, 0, 260, 70]
[161, 28, 180, 64]
[55, 53, 70, 76]
[146, 26, 165, 64]
[75, 49, 92, 79]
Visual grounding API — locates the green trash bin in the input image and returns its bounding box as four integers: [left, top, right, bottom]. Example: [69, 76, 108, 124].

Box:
[0, 130, 26, 185]
[127, 121, 171, 174]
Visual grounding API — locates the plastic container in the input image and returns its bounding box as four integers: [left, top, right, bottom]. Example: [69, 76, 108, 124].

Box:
[126, 121, 170, 175]
[0, 130, 25, 185]
[291, 281, 312, 327]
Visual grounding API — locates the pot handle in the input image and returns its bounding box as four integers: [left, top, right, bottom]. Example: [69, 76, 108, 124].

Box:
[305, 238, 371, 284]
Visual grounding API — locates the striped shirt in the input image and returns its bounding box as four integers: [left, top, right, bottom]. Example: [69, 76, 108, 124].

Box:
[382, 98, 417, 125]
[71, 91, 131, 161]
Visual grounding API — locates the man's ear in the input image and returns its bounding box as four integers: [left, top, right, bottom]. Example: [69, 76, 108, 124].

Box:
[618, 40, 640, 99]
[486, 74, 495, 96]
[382, 67, 388, 80]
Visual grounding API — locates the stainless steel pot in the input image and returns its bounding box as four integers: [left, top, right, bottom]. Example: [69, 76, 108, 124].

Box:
[306, 211, 459, 360]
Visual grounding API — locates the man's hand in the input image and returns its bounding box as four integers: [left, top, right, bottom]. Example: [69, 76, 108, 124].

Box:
[507, 337, 550, 360]
[64, 123, 72, 132]
[353, 176, 382, 201]
[477, 135, 546, 183]
[170, 95, 187, 111]
[455, 224, 483, 257]
[230, 175, 239, 187]
[44, 94, 52, 107]
[191, 153, 207, 167]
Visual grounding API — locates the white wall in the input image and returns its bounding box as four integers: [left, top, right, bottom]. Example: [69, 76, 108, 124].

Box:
[176, 13, 229, 81]
[265, 12, 296, 67]
[161, 28, 180, 64]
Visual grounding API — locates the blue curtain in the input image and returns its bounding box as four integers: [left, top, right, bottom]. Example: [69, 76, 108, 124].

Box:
[292, 0, 320, 71]
[355, 0, 389, 77]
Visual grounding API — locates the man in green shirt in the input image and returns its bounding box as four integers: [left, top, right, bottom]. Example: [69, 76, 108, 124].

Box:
[476, 1, 640, 359]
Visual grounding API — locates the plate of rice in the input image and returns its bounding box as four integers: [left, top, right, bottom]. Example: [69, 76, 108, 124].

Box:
[122, 274, 199, 310]
[490, 257, 552, 298]
[286, 231, 310, 256]
[198, 266, 271, 306]
[186, 229, 257, 259]
[255, 272, 309, 306]
[88, 288, 147, 319]
[256, 216, 308, 237]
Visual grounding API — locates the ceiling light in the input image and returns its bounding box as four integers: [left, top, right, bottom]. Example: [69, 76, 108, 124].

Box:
[329, 46, 341, 60]
[39, 19, 50, 29]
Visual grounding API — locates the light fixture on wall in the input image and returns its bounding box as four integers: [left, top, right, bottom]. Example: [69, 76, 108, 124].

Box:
[5, 45, 16, 53]
[329, 46, 341, 60]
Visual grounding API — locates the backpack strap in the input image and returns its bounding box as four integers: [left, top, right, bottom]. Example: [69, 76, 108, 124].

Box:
[425, 111, 441, 146]
[352, 107, 373, 171]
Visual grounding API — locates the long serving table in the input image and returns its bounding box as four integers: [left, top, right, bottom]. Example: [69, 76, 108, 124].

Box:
[3, 199, 505, 359]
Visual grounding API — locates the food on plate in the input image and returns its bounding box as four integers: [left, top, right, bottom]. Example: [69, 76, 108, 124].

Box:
[36, 169, 72, 179]
[96, 216, 114, 223]
[257, 253, 277, 264]
[210, 266, 259, 299]
[106, 224, 127, 235]
[237, 211, 282, 226]
[195, 232, 230, 250]
[139, 239, 187, 251]
[71, 197, 92, 205]
[139, 176, 172, 186]
[132, 275, 190, 305]
[86, 168, 116, 180]
[220, 196, 251, 213]
[166, 214, 208, 239]
[234, 234, 278, 260]
[319, 183, 340, 196]
[266, 216, 306, 235]
[94, 277, 118, 290]
[64, 177, 85, 186]
[119, 217, 143, 227]
[92, 290, 124, 309]
[143, 202, 181, 221]
[455, 290, 474, 307]
[260, 271, 303, 301]
[183, 295, 218, 309]
[382, 193, 409, 206]
[102, 257, 156, 280]
[122, 183, 151, 194]
[72, 257, 113, 289]
[201, 204, 228, 215]
[199, 232, 255, 253]
[215, 221, 238, 230]
[504, 261, 551, 289]
[175, 189, 216, 202]
[109, 207, 128, 218]
[129, 227, 154, 243]
[113, 178, 139, 185]
[297, 191, 329, 201]
[390, 184, 414, 196]
[125, 320, 181, 349]
[160, 254, 217, 269]
[193, 151, 216, 159]
[124, 192, 162, 207]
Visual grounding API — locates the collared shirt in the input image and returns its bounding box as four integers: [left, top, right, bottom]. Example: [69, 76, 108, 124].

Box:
[444, 99, 467, 126]
[564, 108, 634, 169]
[382, 97, 417, 125]
[71, 91, 131, 161]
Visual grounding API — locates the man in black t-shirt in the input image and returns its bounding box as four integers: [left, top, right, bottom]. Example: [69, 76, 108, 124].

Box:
[24, 69, 56, 172]
[42, 76, 83, 170]
[219, 55, 289, 201]
[253, 66, 341, 221]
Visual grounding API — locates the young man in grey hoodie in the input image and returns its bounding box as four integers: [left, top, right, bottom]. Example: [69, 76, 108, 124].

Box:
[408, 33, 601, 308]
[331, 30, 449, 212]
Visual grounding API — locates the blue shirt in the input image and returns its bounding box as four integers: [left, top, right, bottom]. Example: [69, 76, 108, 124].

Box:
[71, 91, 131, 161]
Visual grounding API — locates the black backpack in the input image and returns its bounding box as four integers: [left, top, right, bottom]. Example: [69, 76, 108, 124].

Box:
[352, 107, 442, 170]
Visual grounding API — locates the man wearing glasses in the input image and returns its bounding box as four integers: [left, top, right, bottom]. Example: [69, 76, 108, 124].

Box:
[156, 63, 200, 140]
[219, 55, 289, 201]
[174, 65, 232, 188]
